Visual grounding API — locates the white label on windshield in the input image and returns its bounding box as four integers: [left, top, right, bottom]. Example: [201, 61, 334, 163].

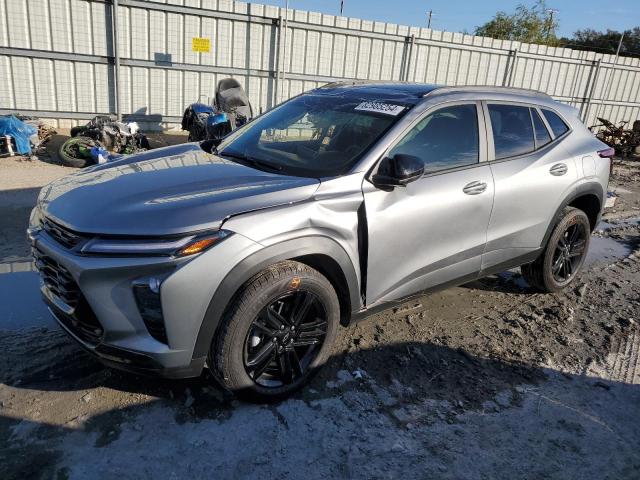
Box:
[354, 101, 405, 116]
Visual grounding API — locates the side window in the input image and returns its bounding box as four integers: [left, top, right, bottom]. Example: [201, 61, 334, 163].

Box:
[541, 108, 570, 137]
[531, 108, 552, 147]
[488, 104, 534, 159]
[389, 104, 479, 174]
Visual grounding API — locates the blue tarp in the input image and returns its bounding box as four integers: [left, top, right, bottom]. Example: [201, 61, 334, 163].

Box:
[0, 115, 37, 155]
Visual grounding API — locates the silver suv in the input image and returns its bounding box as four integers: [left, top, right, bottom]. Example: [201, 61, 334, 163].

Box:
[30, 83, 612, 400]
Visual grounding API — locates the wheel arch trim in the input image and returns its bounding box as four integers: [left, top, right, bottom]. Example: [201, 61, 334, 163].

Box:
[191, 236, 361, 360]
[541, 182, 604, 248]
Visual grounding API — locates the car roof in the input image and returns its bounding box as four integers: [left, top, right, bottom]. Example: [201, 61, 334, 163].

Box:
[314, 81, 552, 105]
[313, 82, 441, 105]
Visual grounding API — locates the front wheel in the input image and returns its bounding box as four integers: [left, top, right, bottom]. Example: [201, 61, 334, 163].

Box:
[58, 136, 100, 168]
[521, 207, 591, 292]
[210, 261, 340, 402]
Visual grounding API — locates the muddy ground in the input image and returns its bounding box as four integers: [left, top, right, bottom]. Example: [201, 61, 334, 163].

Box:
[1, 145, 640, 479]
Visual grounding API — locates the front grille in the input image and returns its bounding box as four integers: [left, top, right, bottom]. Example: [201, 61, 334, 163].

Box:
[33, 248, 80, 308]
[42, 217, 86, 250]
[33, 247, 104, 345]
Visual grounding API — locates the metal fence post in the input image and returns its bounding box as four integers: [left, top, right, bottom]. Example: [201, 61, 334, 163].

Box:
[502, 49, 517, 86]
[507, 48, 518, 87]
[404, 34, 416, 82]
[399, 35, 416, 82]
[280, 6, 290, 104]
[110, 0, 121, 120]
[581, 59, 601, 123]
[272, 16, 282, 108]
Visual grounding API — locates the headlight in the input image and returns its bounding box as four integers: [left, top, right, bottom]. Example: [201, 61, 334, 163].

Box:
[28, 206, 44, 232]
[80, 230, 231, 257]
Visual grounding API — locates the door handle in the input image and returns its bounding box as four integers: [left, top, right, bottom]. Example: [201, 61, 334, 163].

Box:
[549, 163, 568, 176]
[463, 181, 487, 195]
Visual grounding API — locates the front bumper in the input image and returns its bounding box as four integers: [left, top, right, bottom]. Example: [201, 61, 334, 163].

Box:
[30, 225, 261, 379]
[47, 298, 205, 378]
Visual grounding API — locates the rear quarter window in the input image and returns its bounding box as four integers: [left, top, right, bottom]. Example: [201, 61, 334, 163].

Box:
[488, 104, 535, 159]
[541, 108, 570, 137]
[531, 108, 552, 147]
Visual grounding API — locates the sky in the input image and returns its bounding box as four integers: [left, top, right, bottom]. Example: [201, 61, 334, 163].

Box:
[255, 0, 640, 38]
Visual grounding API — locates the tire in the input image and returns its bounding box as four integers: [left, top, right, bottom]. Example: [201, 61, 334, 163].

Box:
[521, 207, 591, 292]
[210, 261, 340, 402]
[70, 125, 88, 138]
[58, 136, 100, 168]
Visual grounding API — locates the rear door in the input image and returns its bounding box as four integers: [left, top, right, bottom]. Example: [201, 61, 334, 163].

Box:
[363, 101, 495, 306]
[482, 102, 578, 270]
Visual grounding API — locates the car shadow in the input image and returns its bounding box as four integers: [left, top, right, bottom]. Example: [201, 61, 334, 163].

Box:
[2, 319, 640, 479]
[2, 333, 639, 478]
[462, 270, 535, 295]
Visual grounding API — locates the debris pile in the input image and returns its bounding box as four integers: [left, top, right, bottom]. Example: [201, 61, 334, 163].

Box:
[0, 115, 55, 158]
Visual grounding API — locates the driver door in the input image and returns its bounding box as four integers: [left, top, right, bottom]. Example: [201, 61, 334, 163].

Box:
[363, 102, 495, 306]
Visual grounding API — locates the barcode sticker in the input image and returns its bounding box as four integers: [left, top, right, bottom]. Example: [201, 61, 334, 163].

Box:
[354, 101, 405, 116]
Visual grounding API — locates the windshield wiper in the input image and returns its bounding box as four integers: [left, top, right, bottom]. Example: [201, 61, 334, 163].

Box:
[219, 150, 283, 172]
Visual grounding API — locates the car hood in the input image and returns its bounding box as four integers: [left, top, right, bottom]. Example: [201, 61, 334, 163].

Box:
[38, 143, 320, 236]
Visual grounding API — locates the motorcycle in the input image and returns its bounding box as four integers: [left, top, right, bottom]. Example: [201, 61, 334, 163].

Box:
[181, 77, 254, 142]
[59, 116, 150, 168]
[181, 104, 232, 142]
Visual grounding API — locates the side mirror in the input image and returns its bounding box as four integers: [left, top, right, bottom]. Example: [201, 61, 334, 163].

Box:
[371, 154, 424, 189]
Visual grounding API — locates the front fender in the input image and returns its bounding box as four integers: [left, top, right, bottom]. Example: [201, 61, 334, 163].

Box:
[191, 236, 361, 360]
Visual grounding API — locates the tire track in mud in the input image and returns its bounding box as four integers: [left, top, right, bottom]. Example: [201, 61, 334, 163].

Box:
[603, 251, 640, 385]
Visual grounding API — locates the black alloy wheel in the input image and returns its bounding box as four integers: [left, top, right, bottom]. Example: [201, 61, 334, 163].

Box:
[521, 207, 591, 293]
[550, 222, 588, 283]
[210, 261, 339, 402]
[244, 290, 327, 387]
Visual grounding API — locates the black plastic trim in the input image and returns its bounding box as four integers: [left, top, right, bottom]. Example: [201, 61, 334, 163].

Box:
[49, 305, 205, 378]
[191, 236, 361, 359]
[541, 182, 604, 249]
[356, 202, 368, 304]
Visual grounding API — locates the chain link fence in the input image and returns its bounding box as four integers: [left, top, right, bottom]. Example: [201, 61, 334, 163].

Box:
[1, 0, 639, 130]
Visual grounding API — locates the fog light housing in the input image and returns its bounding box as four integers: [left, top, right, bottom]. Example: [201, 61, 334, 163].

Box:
[133, 276, 168, 344]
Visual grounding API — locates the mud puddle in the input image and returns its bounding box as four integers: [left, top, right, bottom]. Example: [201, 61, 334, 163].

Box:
[587, 217, 640, 265]
[0, 261, 53, 330]
[586, 236, 634, 265]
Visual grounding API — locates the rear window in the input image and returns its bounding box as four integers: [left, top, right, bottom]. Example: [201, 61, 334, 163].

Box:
[531, 108, 552, 147]
[541, 108, 569, 137]
[488, 104, 534, 159]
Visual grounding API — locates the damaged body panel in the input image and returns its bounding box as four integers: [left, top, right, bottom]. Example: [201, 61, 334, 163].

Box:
[36, 144, 320, 236]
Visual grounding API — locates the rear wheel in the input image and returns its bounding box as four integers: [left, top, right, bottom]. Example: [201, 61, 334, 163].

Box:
[521, 207, 591, 292]
[210, 261, 339, 402]
[58, 136, 100, 168]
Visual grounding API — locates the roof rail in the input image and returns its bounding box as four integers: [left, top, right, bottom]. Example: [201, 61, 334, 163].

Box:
[320, 80, 407, 88]
[425, 85, 552, 99]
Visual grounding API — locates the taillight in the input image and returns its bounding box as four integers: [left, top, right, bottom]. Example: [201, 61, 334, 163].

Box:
[598, 147, 615, 176]
[598, 147, 615, 158]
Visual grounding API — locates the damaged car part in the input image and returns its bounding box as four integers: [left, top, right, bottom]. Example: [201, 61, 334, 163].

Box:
[181, 77, 254, 142]
[59, 115, 150, 168]
[590, 117, 640, 158]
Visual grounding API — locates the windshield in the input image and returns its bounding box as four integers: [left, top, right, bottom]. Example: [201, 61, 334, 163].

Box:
[215, 93, 409, 177]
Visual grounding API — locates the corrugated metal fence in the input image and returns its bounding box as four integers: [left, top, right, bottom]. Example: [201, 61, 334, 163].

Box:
[1, 0, 639, 130]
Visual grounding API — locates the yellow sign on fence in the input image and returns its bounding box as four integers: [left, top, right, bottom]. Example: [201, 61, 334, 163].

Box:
[192, 37, 211, 53]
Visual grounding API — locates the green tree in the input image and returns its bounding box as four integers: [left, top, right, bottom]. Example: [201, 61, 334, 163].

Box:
[559, 27, 640, 58]
[474, 1, 559, 45]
